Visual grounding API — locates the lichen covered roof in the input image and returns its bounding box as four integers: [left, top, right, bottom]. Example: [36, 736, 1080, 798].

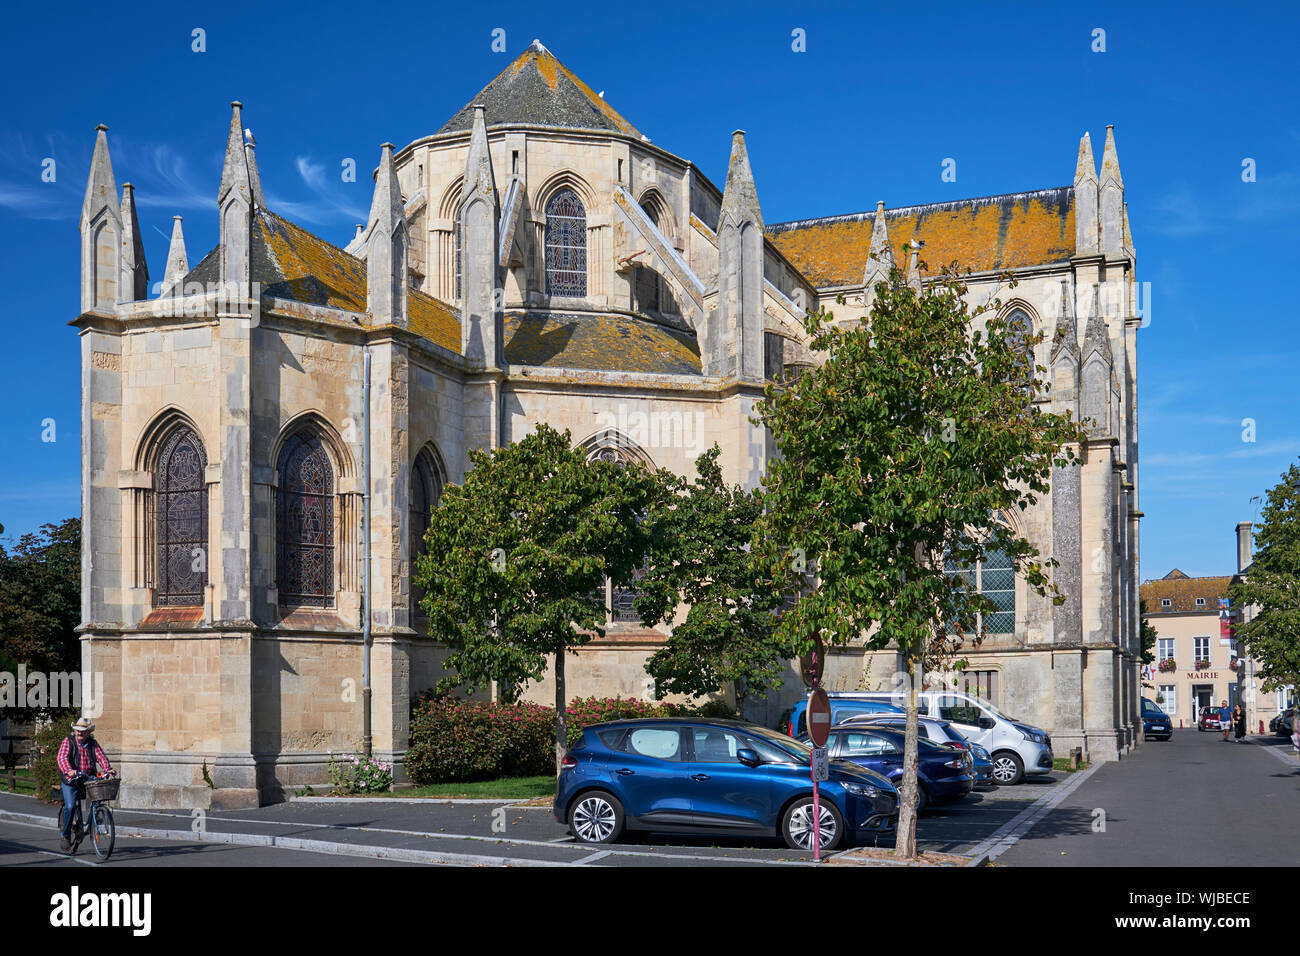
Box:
[766, 187, 1076, 289]
[503, 311, 700, 374]
[1140, 575, 1234, 615]
[185, 209, 460, 352]
[438, 40, 643, 139]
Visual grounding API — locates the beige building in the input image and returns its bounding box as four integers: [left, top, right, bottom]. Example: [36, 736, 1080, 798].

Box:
[74, 41, 1144, 808]
[1140, 522, 1291, 733]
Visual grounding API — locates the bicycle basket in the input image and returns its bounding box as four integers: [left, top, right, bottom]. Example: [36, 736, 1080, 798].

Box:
[84, 777, 119, 802]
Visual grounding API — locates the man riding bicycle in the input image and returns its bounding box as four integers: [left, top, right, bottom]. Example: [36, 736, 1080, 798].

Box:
[56, 716, 114, 851]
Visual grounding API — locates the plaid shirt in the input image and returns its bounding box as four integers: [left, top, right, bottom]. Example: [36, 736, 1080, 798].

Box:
[56, 735, 112, 780]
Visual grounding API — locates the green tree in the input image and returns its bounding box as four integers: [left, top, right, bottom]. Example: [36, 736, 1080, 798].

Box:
[413, 425, 657, 774]
[1226, 463, 1300, 732]
[756, 267, 1086, 858]
[1139, 599, 1157, 687]
[635, 445, 791, 711]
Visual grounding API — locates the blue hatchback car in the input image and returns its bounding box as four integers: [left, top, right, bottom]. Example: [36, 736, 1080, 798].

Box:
[555, 718, 900, 851]
[1141, 698, 1172, 740]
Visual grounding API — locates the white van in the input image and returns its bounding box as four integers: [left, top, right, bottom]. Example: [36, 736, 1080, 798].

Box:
[826, 690, 1053, 784]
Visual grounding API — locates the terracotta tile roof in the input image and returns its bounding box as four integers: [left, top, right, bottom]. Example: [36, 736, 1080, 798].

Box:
[438, 40, 643, 139]
[1141, 575, 1234, 614]
[503, 311, 700, 374]
[185, 209, 461, 353]
[766, 187, 1076, 289]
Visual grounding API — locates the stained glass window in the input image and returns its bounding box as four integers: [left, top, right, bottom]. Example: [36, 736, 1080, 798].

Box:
[545, 188, 586, 297]
[155, 426, 207, 606]
[410, 449, 445, 618]
[278, 434, 335, 608]
[1006, 309, 1033, 385]
[946, 546, 1015, 635]
[585, 441, 644, 625]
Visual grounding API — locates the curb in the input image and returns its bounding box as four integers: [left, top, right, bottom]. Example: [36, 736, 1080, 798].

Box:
[287, 795, 539, 805]
[0, 807, 567, 867]
[962, 763, 1103, 865]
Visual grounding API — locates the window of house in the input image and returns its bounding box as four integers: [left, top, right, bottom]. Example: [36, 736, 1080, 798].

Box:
[154, 426, 208, 606]
[1158, 684, 1177, 715]
[1193, 636, 1210, 662]
[545, 188, 587, 297]
[946, 546, 1015, 635]
[1195, 597, 1205, 607]
[1158, 638, 1174, 662]
[1161, 598, 1171, 608]
[277, 433, 335, 608]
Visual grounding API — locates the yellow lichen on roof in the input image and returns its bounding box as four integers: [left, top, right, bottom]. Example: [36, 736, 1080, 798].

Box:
[767, 190, 1076, 289]
[408, 289, 461, 353]
[503, 312, 700, 374]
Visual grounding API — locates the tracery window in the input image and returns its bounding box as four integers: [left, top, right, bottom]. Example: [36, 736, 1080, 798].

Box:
[545, 188, 587, 297]
[277, 433, 335, 608]
[1006, 308, 1034, 385]
[410, 447, 446, 619]
[585, 439, 645, 625]
[945, 546, 1015, 635]
[154, 426, 207, 606]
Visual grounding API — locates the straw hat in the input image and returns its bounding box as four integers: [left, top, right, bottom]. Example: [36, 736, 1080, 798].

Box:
[70, 717, 95, 734]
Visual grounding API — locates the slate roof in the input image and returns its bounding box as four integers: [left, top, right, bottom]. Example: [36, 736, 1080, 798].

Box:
[766, 187, 1076, 289]
[1141, 574, 1234, 615]
[438, 40, 643, 139]
[503, 311, 700, 374]
[185, 209, 461, 353]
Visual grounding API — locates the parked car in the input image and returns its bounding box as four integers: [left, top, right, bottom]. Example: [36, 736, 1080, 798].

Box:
[1270, 709, 1296, 736]
[808, 691, 1052, 785]
[555, 718, 900, 851]
[1140, 698, 1172, 740]
[797, 724, 975, 812]
[1198, 710, 1222, 732]
[786, 697, 904, 738]
[841, 713, 996, 790]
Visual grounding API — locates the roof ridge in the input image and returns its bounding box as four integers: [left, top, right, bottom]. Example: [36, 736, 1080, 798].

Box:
[766, 186, 1073, 233]
[259, 208, 361, 266]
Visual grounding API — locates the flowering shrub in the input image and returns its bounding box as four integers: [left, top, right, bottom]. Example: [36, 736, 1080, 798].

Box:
[327, 751, 393, 794]
[406, 694, 733, 784]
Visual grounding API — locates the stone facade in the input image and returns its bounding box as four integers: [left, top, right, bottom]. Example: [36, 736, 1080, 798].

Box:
[74, 40, 1143, 808]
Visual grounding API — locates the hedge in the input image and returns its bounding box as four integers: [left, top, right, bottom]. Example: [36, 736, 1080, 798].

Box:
[406, 694, 735, 784]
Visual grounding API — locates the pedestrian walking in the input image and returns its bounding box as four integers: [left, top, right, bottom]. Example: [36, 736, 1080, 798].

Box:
[1233, 703, 1246, 742]
[1220, 700, 1231, 741]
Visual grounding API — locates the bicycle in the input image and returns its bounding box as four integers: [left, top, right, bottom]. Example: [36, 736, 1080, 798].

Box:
[57, 772, 117, 860]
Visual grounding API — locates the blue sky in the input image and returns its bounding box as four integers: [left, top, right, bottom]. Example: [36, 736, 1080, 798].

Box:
[1, 0, 1297, 579]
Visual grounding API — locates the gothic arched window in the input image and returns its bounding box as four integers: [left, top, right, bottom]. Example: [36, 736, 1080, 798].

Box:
[545, 188, 587, 297]
[1006, 309, 1034, 386]
[154, 426, 207, 606]
[945, 545, 1015, 635]
[410, 447, 446, 618]
[277, 433, 335, 608]
[584, 438, 648, 625]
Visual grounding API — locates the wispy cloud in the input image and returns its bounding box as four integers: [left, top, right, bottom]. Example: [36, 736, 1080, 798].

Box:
[265, 155, 367, 227]
[1149, 168, 1300, 238]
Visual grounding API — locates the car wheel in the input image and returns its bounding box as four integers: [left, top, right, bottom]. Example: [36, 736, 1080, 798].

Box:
[568, 790, 624, 845]
[782, 797, 844, 853]
[917, 784, 929, 815]
[991, 751, 1024, 785]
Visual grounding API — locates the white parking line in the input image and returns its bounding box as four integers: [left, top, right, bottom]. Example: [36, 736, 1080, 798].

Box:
[962, 765, 1103, 865]
[576, 850, 611, 864]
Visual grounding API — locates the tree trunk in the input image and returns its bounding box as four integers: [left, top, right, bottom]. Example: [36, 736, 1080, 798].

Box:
[555, 639, 567, 778]
[894, 653, 919, 859]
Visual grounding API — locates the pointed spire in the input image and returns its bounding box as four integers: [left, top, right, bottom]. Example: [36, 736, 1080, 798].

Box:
[1083, 284, 1110, 358]
[244, 139, 266, 210]
[906, 239, 923, 290]
[118, 183, 148, 302]
[720, 131, 763, 228]
[1073, 132, 1099, 257]
[218, 101, 252, 291]
[465, 104, 496, 202]
[1051, 278, 1079, 361]
[1099, 125, 1125, 258]
[161, 216, 189, 298]
[366, 143, 408, 327]
[461, 106, 500, 366]
[80, 124, 122, 313]
[862, 200, 894, 291]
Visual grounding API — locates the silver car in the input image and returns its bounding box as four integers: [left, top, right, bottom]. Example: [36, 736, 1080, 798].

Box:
[843, 713, 998, 791]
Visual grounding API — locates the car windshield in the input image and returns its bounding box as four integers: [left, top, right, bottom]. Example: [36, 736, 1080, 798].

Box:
[744, 726, 812, 765]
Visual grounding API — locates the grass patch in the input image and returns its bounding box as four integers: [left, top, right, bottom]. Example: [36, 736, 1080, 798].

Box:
[328, 775, 558, 800]
[1052, 758, 1091, 773]
[0, 768, 37, 795]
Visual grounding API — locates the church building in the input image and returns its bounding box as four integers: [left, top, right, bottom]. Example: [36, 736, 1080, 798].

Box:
[73, 41, 1143, 808]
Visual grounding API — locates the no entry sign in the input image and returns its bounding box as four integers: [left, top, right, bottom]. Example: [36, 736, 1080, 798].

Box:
[807, 686, 832, 748]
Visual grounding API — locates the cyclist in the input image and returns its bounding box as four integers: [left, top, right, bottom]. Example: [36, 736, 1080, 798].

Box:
[56, 716, 114, 851]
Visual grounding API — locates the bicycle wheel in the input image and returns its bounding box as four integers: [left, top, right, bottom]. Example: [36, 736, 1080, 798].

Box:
[89, 803, 115, 860]
[57, 804, 70, 847]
